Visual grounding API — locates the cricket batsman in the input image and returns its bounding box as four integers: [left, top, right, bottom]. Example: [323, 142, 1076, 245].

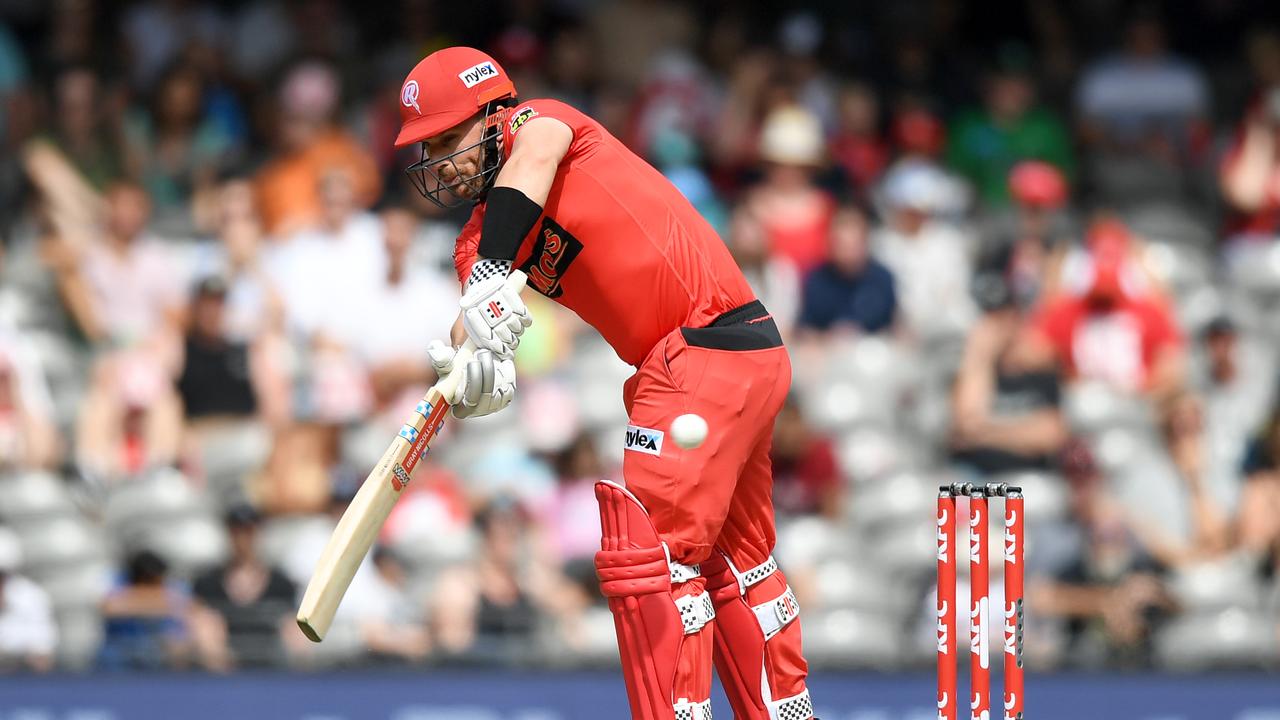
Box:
[395, 47, 813, 720]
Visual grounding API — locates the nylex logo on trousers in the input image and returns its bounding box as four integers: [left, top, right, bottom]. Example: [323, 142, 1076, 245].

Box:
[624, 425, 664, 456]
[458, 61, 498, 88]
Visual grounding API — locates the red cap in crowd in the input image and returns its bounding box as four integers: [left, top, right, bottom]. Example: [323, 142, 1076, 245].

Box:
[1084, 218, 1131, 303]
[1008, 160, 1067, 209]
[395, 47, 517, 148]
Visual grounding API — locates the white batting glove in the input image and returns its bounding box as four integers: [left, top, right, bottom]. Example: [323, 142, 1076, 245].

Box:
[459, 273, 532, 359]
[427, 341, 517, 419]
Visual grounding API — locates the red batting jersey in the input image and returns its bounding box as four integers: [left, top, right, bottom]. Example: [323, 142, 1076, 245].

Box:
[454, 99, 753, 367]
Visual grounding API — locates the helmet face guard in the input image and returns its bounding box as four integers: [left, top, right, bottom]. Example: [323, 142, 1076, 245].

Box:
[405, 100, 508, 209]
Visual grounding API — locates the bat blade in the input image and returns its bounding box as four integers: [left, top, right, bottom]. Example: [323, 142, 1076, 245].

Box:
[296, 270, 526, 642]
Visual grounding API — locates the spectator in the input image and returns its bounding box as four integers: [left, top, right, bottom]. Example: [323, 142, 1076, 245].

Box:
[430, 500, 554, 662]
[872, 160, 977, 342]
[946, 47, 1074, 208]
[1028, 217, 1185, 398]
[255, 62, 381, 236]
[190, 504, 297, 670]
[1135, 392, 1234, 565]
[885, 108, 972, 218]
[1194, 316, 1275, 482]
[280, 479, 432, 666]
[119, 1, 226, 91]
[74, 181, 185, 350]
[39, 66, 127, 191]
[1076, 9, 1210, 205]
[1220, 31, 1280, 243]
[1028, 440, 1174, 668]
[651, 127, 728, 234]
[796, 204, 896, 337]
[97, 549, 193, 670]
[726, 206, 800, 338]
[175, 276, 265, 423]
[744, 105, 836, 275]
[1238, 406, 1280, 578]
[950, 275, 1067, 477]
[259, 167, 381, 512]
[543, 26, 598, 112]
[829, 82, 889, 200]
[358, 547, 431, 664]
[266, 167, 384, 344]
[587, 0, 697, 92]
[0, 328, 59, 470]
[1077, 10, 1209, 151]
[343, 207, 458, 410]
[75, 349, 183, 482]
[539, 432, 606, 570]
[123, 62, 238, 233]
[0, 20, 33, 231]
[0, 527, 56, 672]
[982, 161, 1072, 303]
[190, 175, 284, 343]
[771, 395, 842, 518]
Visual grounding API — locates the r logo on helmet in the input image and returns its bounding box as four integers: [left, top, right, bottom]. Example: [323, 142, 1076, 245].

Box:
[458, 61, 499, 88]
[401, 80, 421, 114]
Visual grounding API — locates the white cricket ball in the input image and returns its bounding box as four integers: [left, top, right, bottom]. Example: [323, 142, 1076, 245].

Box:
[671, 413, 708, 449]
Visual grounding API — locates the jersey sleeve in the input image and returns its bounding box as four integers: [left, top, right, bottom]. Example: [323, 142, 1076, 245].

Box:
[501, 99, 582, 161]
[453, 207, 484, 286]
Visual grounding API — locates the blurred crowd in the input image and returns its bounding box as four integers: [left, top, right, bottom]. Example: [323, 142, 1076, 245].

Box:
[1, 0, 1280, 675]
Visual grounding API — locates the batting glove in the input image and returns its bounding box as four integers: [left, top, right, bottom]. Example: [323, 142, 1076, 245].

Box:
[459, 273, 532, 359]
[427, 341, 517, 419]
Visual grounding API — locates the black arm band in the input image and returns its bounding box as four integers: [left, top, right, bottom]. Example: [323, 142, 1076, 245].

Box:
[479, 187, 543, 261]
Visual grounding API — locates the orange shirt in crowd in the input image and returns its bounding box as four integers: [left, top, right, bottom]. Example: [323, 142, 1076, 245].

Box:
[255, 130, 382, 235]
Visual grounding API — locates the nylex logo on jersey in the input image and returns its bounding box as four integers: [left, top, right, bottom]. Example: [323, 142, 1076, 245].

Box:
[509, 106, 538, 135]
[458, 61, 498, 88]
[624, 425, 664, 456]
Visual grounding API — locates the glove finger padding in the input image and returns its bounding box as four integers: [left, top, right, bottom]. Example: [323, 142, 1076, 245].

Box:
[427, 340, 464, 407]
[456, 350, 516, 419]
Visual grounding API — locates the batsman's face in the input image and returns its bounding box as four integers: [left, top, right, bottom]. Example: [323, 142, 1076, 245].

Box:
[424, 114, 486, 198]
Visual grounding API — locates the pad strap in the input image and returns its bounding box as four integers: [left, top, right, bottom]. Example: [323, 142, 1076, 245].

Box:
[674, 698, 713, 720]
[666, 545, 701, 584]
[768, 690, 813, 720]
[752, 586, 801, 641]
[724, 555, 779, 594]
[675, 591, 716, 635]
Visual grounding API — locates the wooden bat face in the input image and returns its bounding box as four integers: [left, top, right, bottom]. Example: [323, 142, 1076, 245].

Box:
[296, 271, 527, 642]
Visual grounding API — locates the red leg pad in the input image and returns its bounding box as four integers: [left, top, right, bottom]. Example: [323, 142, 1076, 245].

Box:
[704, 551, 812, 720]
[595, 480, 714, 720]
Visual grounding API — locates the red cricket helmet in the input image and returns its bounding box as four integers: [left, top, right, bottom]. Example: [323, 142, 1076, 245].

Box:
[396, 47, 518, 208]
[395, 47, 516, 148]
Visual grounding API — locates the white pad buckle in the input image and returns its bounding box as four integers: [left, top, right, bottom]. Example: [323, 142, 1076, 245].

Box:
[675, 591, 716, 635]
[752, 586, 800, 641]
[674, 698, 713, 720]
[725, 554, 778, 594]
[663, 543, 701, 584]
[768, 689, 813, 720]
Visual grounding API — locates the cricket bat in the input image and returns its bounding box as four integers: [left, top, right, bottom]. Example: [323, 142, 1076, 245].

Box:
[296, 270, 528, 642]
